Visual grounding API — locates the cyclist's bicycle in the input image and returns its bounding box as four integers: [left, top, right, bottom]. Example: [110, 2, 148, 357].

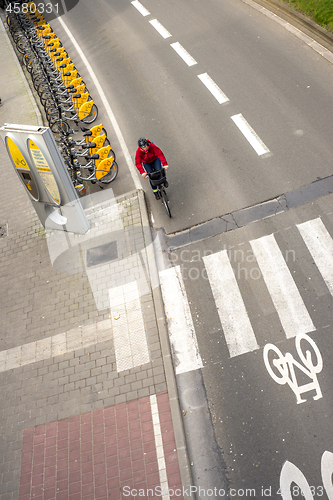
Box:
[146, 170, 171, 218]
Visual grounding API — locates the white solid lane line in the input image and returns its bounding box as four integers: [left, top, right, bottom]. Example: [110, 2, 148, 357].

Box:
[159, 266, 203, 374]
[149, 19, 172, 39]
[203, 250, 259, 358]
[250, 234, 315, 339]
[170, 42, 197, 66]
[197, 73, 229, 104]
[231, 113, 270, 156]
[131, 0, 150, 16]
[297, 218, 333, 296]
[150, 395, 170, 499]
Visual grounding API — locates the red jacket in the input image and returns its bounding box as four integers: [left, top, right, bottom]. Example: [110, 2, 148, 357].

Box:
[135, 142, 167, 175]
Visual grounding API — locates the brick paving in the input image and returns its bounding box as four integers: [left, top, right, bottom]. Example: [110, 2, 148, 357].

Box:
[18, 393, 183, 500]
[0, 11, 191, 500]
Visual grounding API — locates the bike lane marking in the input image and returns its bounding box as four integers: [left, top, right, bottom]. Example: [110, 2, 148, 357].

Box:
[250, 233, 315, 338]
[297, 217, 333, 296]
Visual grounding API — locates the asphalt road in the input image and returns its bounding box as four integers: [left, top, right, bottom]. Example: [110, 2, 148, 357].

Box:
[49, 1, 333, 498]
[164, 198, 333, 499]
[51, 0, 333, 234]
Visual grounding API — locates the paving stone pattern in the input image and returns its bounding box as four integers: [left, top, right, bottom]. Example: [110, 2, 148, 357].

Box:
[18, 393, 183, 500]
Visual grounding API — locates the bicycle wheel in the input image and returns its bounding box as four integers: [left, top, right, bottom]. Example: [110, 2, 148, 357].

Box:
[16, 38, 29, 55]
[80, 103, 98, 124]
[46, 107, 62, 126]
[295, 333, 323, 372]
[50, 119, 70, 142]
[97, 160, 118, 184]
[263, 344, 289, 384]
[160, 186, 171, 217]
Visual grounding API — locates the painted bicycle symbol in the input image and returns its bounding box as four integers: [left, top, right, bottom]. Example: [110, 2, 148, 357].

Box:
[263, 333, 323, 404]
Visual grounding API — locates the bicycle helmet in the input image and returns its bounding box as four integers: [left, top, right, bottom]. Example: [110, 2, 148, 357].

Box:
[138, 137, 149, 148]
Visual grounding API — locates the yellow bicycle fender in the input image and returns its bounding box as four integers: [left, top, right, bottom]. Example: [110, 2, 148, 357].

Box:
[89, 124, 105, 138]
[92, 134, 107, 149]
[93, 146, 111, 166]
[69, 77, 83, 88]
[96, 145, 111, 160]
[60, 58, 72, 68]
[78, 100, 94, 120]
[39, 27, 51, 38]
[95, 157, 115, 180]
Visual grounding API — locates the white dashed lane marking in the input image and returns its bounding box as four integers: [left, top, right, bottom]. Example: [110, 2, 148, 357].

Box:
[149, 19, 172, 39]
[198, 73, 229, 104]
[231, 113, 270, 156]
[170, 42, 197, 67]
[131, 0, 150, 16]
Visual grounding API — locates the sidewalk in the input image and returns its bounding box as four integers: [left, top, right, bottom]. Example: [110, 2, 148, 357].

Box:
[0, 13, 192, 500]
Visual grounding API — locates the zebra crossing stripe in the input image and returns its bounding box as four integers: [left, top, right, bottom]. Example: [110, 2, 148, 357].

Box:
[297, 218, 333, 296]
[250, 234, 315, 339]
[203, 250, 259, 358]
[159, 266, 203, 374]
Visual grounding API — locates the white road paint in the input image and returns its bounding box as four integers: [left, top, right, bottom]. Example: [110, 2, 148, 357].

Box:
[150, 395, 170, 500]
[149, 19, 172, 39]
[109, 281, 150, 372]
[197, 73, 229, 104]
[280, 461, 315, 500]
[231, 113, 270, 156]
[263, 333, 323, 404]
[159, 266, 203, 374]
[297, 218, 333, 296]
[203, 250, 259, 358]
[56, 17, 141, 190]
[170, 42, 197, 66]
[279, 452, 333, 500]
[321, 451, 333, 500]
[131, 0, 150, 16]
[250, 234, 315, 338]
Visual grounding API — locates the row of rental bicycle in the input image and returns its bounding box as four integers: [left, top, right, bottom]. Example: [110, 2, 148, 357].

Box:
[6, 1, 118, 189]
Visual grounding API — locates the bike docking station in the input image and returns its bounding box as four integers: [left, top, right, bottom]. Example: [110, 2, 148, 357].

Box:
[0, 123, 90, 235]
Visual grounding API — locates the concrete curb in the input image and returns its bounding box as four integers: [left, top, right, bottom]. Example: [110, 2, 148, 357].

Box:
[137, 188, 195, 499]
[251, 0, 333, 51]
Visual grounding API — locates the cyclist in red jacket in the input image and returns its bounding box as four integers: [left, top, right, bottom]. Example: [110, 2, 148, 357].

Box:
[135, 138, 169, 200]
